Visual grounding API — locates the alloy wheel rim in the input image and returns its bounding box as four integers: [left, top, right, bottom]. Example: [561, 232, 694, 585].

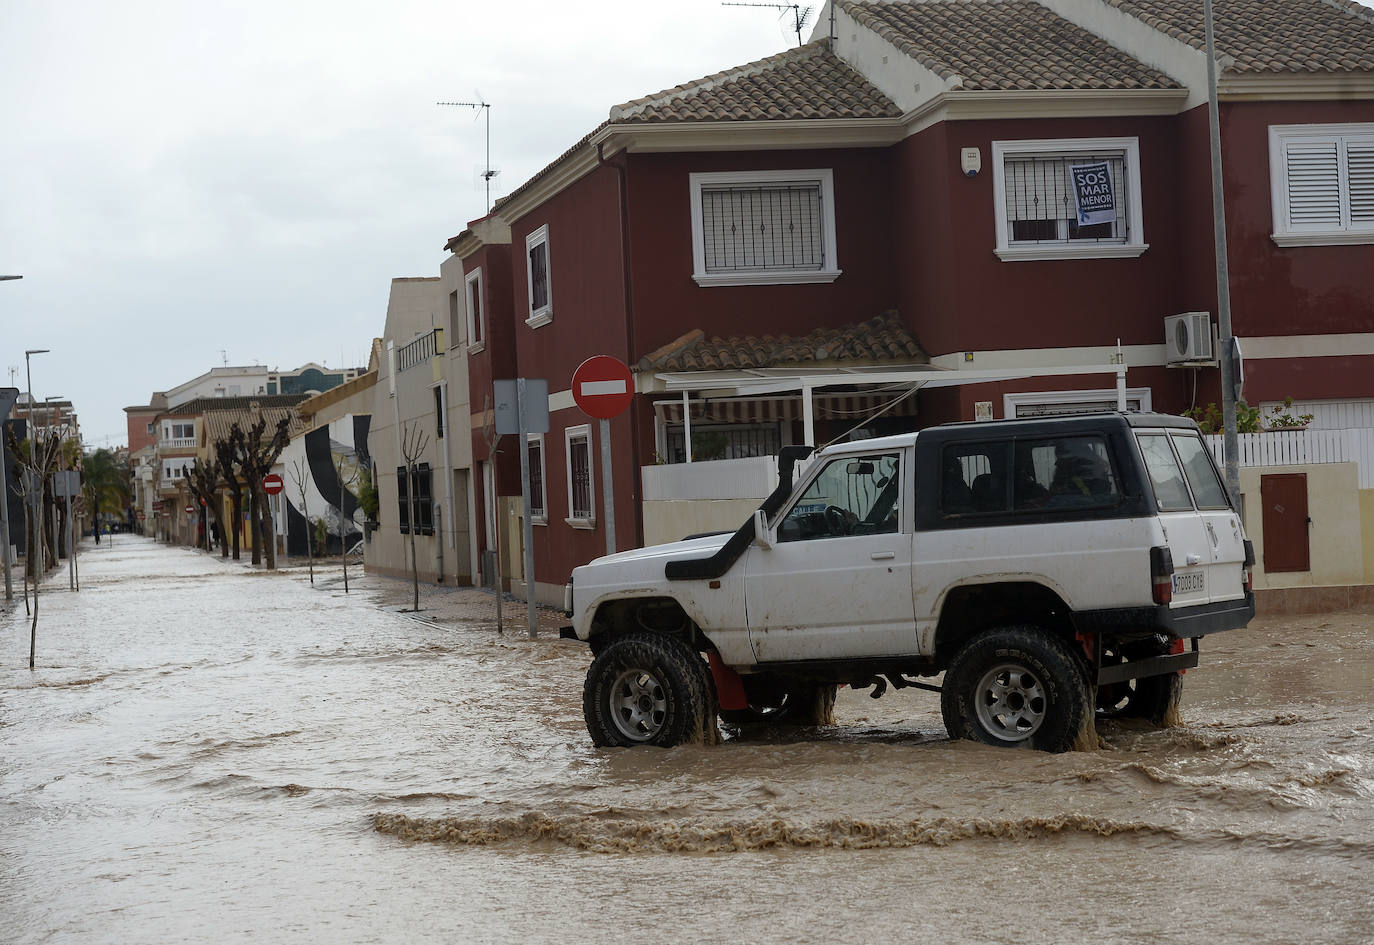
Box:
[609, 668, 668, 742]
[974, 662, 1047, 742]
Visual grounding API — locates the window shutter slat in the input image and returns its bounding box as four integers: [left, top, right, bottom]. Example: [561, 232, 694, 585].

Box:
[1285, 142, 1342, 226]
[1347, 141, 1374, 223]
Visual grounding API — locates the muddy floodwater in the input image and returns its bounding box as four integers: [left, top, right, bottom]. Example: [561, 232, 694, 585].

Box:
[2, 538, 1371, 944]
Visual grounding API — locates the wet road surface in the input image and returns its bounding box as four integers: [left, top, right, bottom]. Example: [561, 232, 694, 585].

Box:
[2, 538, 1371, 944]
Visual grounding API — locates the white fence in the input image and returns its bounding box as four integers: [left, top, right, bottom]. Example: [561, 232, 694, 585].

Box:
[1205, 429, 1374, 489]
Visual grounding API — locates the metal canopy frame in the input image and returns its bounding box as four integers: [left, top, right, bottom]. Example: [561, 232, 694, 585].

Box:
[648, 363, 1129, 449]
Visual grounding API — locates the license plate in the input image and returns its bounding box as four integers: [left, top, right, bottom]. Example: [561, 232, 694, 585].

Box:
[1173, 570, 1205, 595]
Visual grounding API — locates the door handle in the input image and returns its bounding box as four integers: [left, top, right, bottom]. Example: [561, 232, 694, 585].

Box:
[871, 551, 896, 560]
[1185, 553, 1202, 565]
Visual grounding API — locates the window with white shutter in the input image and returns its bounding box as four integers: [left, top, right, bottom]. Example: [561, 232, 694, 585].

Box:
[991, 137, 1147, 261]
[1270, 124, 1374, 246]
[689, 169, 841, 286]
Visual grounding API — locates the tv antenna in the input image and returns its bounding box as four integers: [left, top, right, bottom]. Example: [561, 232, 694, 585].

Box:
[722, 2, 814, 46]
[438, 97, 497, 212]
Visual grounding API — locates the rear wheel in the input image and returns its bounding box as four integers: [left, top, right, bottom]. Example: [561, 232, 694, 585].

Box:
[1097, 634, 1184, 727]
[941, 626, 1090, 753]
[583, 632, 714, 748]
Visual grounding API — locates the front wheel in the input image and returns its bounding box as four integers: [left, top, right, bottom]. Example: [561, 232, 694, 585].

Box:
[941, 626, 1090, 753]
[583, 632, 715, 748]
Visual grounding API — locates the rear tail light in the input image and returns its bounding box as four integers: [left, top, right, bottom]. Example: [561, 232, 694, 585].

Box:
[1150, 545, 1174, 605]
[1242, 540, 1255, 592]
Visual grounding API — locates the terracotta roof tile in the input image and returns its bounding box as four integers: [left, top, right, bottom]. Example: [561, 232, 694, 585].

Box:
[840, 0, 1182, 90]
[1103, 0, 1374, 73]
[163, 394, 310, 418]
[612, 40, 901, 123]
[200, 401, 307, 446]
[641, 311, 927, 372]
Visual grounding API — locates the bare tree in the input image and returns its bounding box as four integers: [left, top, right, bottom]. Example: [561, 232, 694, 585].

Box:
[184, 458, 223, 554]
[399, 422, 430, 612]
[235, 412, 291, 569]
[335, 451, 358, 593]
[14, 427, 62, 669]
[213, 429, 244, 559]
[288, 458, 314, 584]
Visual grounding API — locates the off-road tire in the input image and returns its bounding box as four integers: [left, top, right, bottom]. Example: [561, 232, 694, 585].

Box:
[1097, 634, 1184, 727]
[941, 626, 1091, 753]
[583, 632, 714, 748]
[719, 679, 838, 727]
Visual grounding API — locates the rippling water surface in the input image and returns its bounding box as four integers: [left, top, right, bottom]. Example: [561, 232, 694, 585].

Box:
[2, 538, 1370, 944]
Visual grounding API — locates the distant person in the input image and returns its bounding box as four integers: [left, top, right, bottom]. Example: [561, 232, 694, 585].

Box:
[93, 523, 100, 545]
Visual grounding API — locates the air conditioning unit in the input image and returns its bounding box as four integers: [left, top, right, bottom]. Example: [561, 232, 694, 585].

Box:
[1165, 312, 1213, 364]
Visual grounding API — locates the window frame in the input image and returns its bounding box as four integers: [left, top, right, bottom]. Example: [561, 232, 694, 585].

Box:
[464, 266, 485, 352]
[1268, 123, 1374, 247]
[525, 225, 552, 328]
[527, 433, 546, 524]
[564, 424, 594, 528]
[688, 168, 842, 286]
[991, 137, 1147, 261]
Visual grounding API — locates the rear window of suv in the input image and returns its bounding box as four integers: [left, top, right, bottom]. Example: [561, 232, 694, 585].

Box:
[1171, 432, 1231, 509]
[1136, 433, 1194, 511]
[941, 435, 1120, 517]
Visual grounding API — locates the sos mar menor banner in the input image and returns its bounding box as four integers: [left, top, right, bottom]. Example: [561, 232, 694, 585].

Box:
[1069, 162, 1116, 226]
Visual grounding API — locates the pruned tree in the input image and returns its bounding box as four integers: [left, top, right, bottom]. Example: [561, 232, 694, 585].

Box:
[235, 412, 291, 569]
[288, 458, 313, 584]
[213, 428, 245, 559]
[184, 458, 223, 555]
[13, 426, 63, 669]
[399, 422, 430, 612]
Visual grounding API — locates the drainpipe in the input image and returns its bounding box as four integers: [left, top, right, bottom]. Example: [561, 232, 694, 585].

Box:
[682, 390, 692, 463]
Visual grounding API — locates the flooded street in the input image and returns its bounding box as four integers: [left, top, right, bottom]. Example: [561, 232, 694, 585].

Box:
[3, 538, 1371, 945]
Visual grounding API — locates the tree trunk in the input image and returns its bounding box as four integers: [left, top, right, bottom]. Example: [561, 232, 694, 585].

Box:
[249, 488, 261, 565]
[263, 489, 277, 570]
[229, 489, 241, 559]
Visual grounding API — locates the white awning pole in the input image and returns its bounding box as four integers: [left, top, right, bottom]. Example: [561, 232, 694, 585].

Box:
[1116, 340, 1128, 411]
[682, 390, 692, 463]
[802, 381, 815, 446]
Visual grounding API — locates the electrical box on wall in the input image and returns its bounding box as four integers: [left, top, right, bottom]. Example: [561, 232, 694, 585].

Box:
[961, 148, 981, 178]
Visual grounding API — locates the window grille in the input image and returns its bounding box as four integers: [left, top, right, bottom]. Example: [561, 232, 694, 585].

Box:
[1004, 153, 1128, 243]
[529, 242, 549, 311]
[528, 438, 545, 518]
[568, 433, 591, 520]
[700, 183, 824, 273]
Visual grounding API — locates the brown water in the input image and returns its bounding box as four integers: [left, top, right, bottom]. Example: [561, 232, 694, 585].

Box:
[3, 538, 1371, 944]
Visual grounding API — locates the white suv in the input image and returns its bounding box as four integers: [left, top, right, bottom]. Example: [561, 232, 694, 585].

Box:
[562, 413, 1254, 752]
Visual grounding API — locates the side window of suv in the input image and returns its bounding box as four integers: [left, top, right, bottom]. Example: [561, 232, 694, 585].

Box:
[942, 442, 1009, 514]
[778, 453, 901, 541]
[1014, 435, 1121, 511]
[1137, 433, 1194, 511]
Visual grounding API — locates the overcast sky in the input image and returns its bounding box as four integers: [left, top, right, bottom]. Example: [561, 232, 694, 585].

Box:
[1, 0, 803, 447]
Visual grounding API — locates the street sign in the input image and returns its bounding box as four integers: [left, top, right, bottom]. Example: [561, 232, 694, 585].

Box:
[571, 356, 633, 419]
[263, 473, 284, 495]
[185, 505, 194, 514]
[494, 379, 549, 435]
[137, 511, 146, 520]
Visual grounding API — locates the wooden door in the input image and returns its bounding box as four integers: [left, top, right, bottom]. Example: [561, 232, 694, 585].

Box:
[1260, 473, 1309, 573]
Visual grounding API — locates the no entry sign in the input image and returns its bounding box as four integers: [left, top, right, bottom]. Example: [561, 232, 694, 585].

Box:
[571, 356, 633, 419]
[263, 473, 284, 495]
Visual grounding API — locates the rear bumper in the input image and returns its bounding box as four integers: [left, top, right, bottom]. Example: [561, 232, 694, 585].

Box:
[1077, 592, 1255, 638]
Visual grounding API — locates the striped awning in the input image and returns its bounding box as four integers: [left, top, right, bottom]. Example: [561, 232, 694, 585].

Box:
[654, 392, 917, 425]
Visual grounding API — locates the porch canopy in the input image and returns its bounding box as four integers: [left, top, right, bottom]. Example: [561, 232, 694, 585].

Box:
[650, 363, 1129, 454]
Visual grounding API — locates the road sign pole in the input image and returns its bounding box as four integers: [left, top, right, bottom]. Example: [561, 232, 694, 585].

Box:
[599, 417, 615, 556]
[517, 378, 537, 639]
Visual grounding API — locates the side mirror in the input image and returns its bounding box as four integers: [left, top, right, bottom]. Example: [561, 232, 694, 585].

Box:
[753, 509, 772, 549]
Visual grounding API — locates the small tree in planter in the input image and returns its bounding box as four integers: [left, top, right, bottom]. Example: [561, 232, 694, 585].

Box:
[1263, 397, 1315, 432]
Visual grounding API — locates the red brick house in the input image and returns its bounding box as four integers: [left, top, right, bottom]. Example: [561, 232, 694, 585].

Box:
[446, 0, 1374, 604]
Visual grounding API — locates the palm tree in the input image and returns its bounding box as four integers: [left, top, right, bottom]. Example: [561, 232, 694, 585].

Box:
[81, 448, 130, 534]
